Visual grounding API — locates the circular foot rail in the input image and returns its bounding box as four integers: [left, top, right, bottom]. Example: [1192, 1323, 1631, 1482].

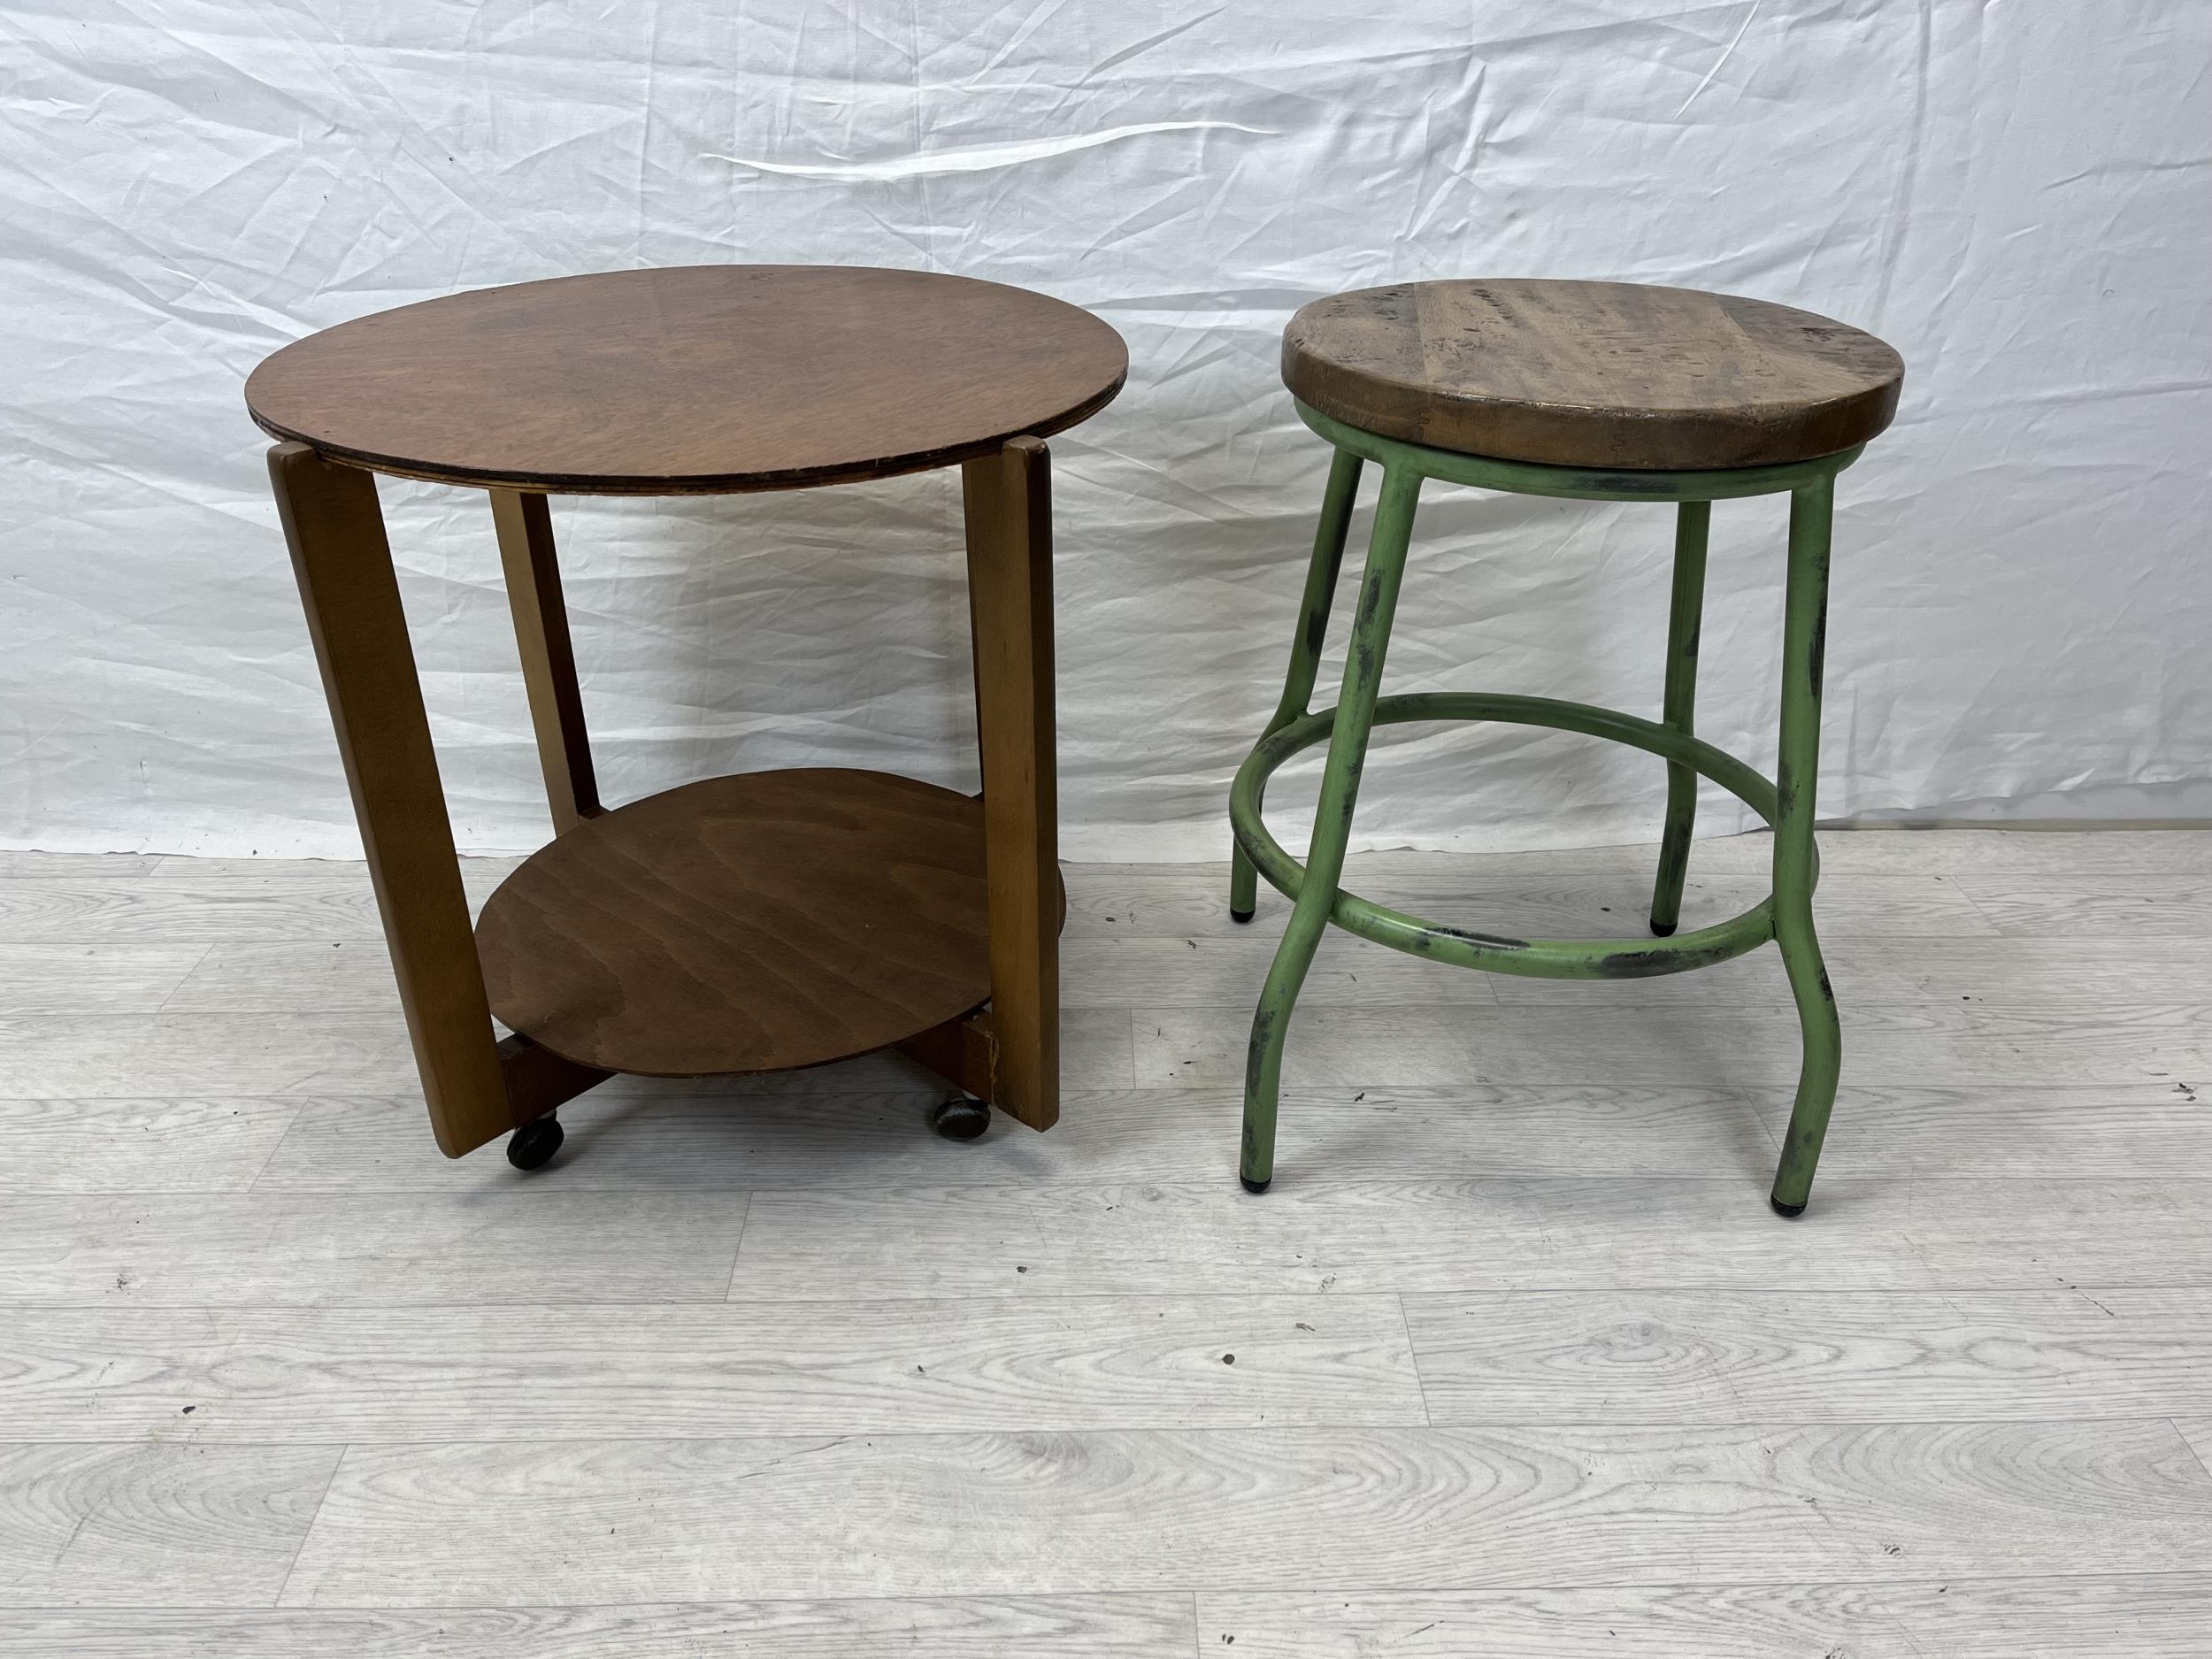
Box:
[1229, 692, 1816, 979]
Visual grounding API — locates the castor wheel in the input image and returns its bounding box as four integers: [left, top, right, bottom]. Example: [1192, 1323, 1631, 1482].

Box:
[506, 1113, 564, 1171]
[929, 1097, 992, 1141]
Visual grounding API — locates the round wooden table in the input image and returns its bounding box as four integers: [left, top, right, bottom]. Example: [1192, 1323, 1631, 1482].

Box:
[249, 266, 1125, 1168]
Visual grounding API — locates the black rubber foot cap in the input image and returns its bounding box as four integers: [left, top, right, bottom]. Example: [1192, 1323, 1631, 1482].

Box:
[1650, 919, 1678, 937]
[1770, 1194, 1807, 1219]
[930, 1098, 992, 1141]
[1240, 1174, 1271, 1194]
[506, 1114, 564, 1171]
[1230, 907, 1256, 925]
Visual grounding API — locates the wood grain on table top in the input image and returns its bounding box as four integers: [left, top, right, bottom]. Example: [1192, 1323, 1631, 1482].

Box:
[246, 265, 1127, 495]
[472, 769, 991, 1077]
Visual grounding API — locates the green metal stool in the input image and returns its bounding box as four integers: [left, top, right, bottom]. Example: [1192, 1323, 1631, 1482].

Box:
[1228, 280, 1904, 1217]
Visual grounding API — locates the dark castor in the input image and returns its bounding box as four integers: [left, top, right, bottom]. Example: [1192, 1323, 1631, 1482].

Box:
[930, 1097, 992, 1141]
[506, 1113, 564, 1171]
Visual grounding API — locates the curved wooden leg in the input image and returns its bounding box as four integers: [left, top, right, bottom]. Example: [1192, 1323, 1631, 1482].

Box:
[1649, 499, 1710, 936]
[1769, 475, 1841, 1217]
[1232, 445, 1363, 922]
[963, 437, 1059, 1131]
[1240, 465, 1421, 1192]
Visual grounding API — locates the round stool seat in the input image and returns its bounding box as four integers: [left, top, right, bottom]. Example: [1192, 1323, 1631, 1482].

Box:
[1283, 279, 1903, 471]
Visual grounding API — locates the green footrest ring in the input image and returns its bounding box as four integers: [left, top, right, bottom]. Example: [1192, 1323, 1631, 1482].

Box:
[1228, 691, 1815, 979]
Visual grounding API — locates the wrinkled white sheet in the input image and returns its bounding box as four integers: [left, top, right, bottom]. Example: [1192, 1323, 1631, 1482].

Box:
[3, 1, 2208, 860]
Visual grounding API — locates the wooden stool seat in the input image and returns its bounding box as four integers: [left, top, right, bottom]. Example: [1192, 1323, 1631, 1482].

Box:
[247, 265, 1126, 495]
[1282, 279, 1903, 471]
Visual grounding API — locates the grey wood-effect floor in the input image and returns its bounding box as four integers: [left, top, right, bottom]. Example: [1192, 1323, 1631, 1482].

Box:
[1, 830, 2208, 1656]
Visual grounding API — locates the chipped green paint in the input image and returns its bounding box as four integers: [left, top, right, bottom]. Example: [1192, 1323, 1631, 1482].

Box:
[1238, 464, 1421, 1192]
[1230, 443, 1363, 922]
[1231, 419, 1855, 1216]
[1295, 399, 1865, 502]
[1232, 690, 1796, 979]
[1767, 473, 1842, 1218]
[1648, 500, 1711, 937]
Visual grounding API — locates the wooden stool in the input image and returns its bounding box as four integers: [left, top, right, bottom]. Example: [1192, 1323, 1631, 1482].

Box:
[1229, 279, 1903, 1217]
[248, 265, 1125, 1168]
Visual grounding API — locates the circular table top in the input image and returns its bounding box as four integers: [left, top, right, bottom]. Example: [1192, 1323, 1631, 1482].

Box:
[246, 266, 1127, 495]
[1283, 279, 1903, 471]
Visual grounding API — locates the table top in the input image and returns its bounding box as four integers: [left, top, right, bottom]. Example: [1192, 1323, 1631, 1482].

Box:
[1283, 279, 1903, 471]
[246, 266, 1127, 495]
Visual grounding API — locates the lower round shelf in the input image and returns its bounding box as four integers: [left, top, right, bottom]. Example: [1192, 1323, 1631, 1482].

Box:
[475, 768, 990, 1076]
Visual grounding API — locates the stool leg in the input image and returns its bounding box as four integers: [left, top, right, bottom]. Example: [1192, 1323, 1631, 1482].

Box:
[1769, 474, 1842, 1217]
[1648, 500, 1710, 936]
[1240, 465, 1421, 1192]
[1231, 445, 1363, 922]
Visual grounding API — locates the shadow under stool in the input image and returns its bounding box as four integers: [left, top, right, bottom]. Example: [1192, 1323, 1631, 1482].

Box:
[1228, 279, 1904, 1217]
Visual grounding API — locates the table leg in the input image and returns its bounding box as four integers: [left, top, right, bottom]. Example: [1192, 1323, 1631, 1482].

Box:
[490, 489, 603, 834]
[269, 443, 603, 1158]
[962, 437, 1059, 1131]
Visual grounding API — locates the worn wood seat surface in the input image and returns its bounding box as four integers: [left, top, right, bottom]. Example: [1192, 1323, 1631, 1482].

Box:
[474, 770, 992, 1076]
[245, 265, 1128, 495]
[1283, 279, 1904, 471]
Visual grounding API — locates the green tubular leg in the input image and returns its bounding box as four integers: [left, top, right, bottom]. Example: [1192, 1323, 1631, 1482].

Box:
[1232, 445, 1364, 922]
[1240, 465, 1421, 1192]
[1768, 475, 1841, 1217]
[1648, 500, 1710, 937]
[1232, 691, 1789, 979]
[1232, 405, 1860, 1212]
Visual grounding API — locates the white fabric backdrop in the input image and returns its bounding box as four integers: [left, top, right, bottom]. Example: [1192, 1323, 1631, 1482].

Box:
[4, 0, 2208, 861]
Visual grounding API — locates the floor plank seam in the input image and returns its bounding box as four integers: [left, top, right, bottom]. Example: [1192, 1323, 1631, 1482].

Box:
[269, 1442, 349, 1610]
[241, 1102, 314, 1194]
[11, 1173, 2208, 1197]
[6, 1419, 2210, 1447]
[8, 1412, 2208, 1450]
[1196, 1565, 2212, 1596]
[7, 1568, 2212, 1613]
[5, 1282, 2209, 1312]
[719, 1190, 755, 1302]
[2173, 1418, 2212, 1485]
[146, 941, 219, 1016]
[11, 1276, 2212, 1312]
[1393, 1293, 1438, 1425]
